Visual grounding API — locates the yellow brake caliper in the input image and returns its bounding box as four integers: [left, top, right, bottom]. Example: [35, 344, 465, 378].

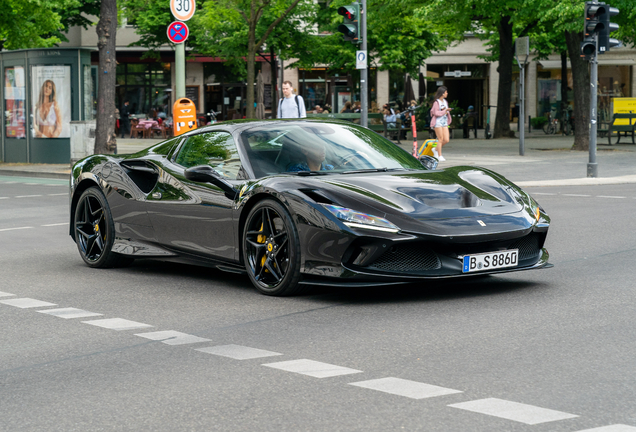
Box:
[258, 223, 268, 270]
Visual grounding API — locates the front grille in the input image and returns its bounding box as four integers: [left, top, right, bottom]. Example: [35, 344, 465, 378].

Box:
[510, 234, 541, 261]
[368, 244, 441, 272]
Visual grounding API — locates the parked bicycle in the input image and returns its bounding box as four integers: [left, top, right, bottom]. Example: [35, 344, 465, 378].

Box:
[561, 107, 574, 136]
[483, 105, 496, 139]
[543, 112, 559, 135]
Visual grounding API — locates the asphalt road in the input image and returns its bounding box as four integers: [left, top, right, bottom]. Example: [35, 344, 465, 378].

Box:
[2, 175, 636, 432]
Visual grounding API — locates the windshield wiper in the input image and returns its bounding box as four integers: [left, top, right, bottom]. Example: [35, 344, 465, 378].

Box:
[342, 168, 405, 174]
[289, 171, 331, 176]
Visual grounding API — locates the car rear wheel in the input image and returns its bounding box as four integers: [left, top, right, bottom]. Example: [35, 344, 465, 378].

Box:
[74, 187, 133, 268]
[243, 199, 303, 296]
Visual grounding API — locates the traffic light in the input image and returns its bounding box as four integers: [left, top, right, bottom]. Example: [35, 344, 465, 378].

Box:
[597, 5, 620, 53]
[581, 2, 603, 57]
[581, 2, 621, 57]
[337, 4, 361, 44]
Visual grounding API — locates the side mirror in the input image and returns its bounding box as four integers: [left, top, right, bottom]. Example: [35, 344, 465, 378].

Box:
[419, 155, 438, 170]
[184, 165, 238, 200]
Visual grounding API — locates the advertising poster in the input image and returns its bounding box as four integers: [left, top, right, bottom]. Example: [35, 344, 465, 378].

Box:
[31, 65, 71, 138]
[4, 66, 26, 139]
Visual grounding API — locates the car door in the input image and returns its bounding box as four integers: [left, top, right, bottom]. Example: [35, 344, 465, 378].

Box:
[145, 130, 245, 261]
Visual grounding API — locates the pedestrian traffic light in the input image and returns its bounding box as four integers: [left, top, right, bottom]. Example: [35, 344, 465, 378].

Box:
[580, 2, 603, 57]
[597, 5, 620, 53]
[337, 4, 361, 44]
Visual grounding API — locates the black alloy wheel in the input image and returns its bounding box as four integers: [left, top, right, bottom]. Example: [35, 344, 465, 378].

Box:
[74, 187, 132, 268]
[243, 199, 303, 296]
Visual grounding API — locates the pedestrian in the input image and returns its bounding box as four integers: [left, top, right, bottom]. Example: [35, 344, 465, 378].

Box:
[429, 86, 452, 161]
[277, 81, 307, 119]
[462, 105, 478, 139]
[120, 100, 131, 138]
[340, 101, 353, 113]
[353, 101, 361, 113]
[313, 105, 323, 114]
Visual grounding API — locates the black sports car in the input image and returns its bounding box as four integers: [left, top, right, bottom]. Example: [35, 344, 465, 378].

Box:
[70, 120, 551, 296]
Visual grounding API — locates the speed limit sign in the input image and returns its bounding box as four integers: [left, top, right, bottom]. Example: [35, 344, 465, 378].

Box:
[170, 0, 195, 21]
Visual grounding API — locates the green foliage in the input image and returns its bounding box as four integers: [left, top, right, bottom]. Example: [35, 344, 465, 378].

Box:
[531, 116, 548, 129]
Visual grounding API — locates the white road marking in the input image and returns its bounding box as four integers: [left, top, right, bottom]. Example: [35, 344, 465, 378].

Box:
[574, 425, 636, 431]
[0, 291, 15, 297]
[24, 183, 39, 185]
[37, 308, 103, 319]
[0, 226, 33, 232]
[597, 195, 626, 199]
[531, 192, 557, 195]
[563, 194, 591, 197]
[15, 195, 42, 198]
[41, 223, 68, 227]
[47, 193, 68, 196]
[82, 318, 153, 331]
[448, 398, 578, 425]
[0, 298, 57, 308]
[348, 377, 462, 399]
[196, 344, 282, 360]
[262, 359, 362, 378]
[0, 197, 8, 200]
[134, 330, 211, 346]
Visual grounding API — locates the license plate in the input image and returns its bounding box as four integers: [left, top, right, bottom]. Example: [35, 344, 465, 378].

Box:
[462, 249, 518, 273]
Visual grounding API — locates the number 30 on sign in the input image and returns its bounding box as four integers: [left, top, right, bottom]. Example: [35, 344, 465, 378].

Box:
[171, 0, 195, 21]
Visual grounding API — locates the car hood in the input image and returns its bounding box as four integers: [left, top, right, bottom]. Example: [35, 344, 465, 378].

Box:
[281, 167, 538, 237]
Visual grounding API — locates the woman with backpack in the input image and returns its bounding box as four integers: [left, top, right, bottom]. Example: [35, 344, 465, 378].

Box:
[429, 86, 452, 161]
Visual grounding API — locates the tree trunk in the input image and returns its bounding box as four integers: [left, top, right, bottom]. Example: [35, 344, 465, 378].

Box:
[565, 31, 590, 151]
[246, 19, 257, 119]
[560, 51, 568, 133]
[271, 46, 277, 119]
[493, 15, 514, 138]
[94, 0, 117, 154]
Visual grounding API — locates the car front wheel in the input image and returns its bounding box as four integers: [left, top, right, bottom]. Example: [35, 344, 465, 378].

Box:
[74, 187, 133, 268]
[243, 199, 303, 296]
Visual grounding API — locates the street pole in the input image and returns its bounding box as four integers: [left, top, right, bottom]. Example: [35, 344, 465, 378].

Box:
[519, 64, 525, 156]
[588, 37, 598, 178]
[360, 0, 368, 128]
[175, 42, 185, 99]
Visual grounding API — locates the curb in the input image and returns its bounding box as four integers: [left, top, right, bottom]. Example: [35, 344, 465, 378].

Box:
[0, 169, 70, 180]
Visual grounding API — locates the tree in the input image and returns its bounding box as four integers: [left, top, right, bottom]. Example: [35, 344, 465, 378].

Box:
[197, 0, 303, 119]
[419, 0, 551, 138]
[0, 0, 67, 50]
[94, 0, 118, 154]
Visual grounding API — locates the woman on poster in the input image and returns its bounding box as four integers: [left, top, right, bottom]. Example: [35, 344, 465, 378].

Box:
[34, 80, 63, 138]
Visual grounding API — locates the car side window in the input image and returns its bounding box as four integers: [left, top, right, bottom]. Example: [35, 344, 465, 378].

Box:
[175, 131, 243, 180]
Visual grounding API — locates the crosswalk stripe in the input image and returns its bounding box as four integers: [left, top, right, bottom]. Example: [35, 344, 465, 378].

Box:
[262, 359, 362, 378]
[82, 318, 153, 331]
[0, 298, 57, 308]
[196, 344, 282, 360]
[349, 377, 462, 399]
[448, 398, 578, 425]
[37, 307, 103, 319]
[574, 425, 636, 431]
[134, 330, 211, 345]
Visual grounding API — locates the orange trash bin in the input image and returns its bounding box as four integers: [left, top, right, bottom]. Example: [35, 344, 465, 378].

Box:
[173, 98, 197, 136]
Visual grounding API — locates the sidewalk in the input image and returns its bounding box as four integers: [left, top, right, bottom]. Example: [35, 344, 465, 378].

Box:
[1, 134, 636, 187]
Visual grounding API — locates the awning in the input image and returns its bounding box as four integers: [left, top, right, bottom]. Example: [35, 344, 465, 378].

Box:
[539, 59, 636, 69]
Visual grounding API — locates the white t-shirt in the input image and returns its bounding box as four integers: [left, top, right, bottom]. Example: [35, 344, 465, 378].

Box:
[277, 95, 307, 119]
[434, 98, 449, 127]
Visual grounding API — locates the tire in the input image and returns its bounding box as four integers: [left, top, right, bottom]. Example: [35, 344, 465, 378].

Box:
[242, 199, 304, 296]
[543, 123, 550, 134]
[485, 124, 491, 139]
[563, 122, 572, 136]
[74, 187, 133, 268]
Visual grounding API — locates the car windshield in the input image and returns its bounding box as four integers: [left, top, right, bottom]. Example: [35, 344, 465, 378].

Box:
[241, 121, 424, 178]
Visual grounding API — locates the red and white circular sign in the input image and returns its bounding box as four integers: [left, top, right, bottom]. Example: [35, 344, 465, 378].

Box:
[167, 21, 189, 44]
[170, 0, 195, 22]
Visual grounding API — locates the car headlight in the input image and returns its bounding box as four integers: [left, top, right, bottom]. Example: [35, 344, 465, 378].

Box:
[322, 204, 400, 233]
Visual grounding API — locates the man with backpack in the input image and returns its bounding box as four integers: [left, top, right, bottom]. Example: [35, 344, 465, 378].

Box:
[277, 81, 307, 119]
